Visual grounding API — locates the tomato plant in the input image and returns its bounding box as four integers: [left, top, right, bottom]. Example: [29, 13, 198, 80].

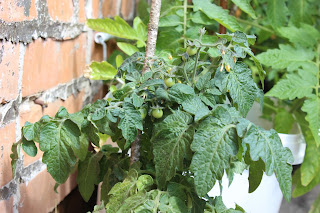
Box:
[10, 0, 298, 212]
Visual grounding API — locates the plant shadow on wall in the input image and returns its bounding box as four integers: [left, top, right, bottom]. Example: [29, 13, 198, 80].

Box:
[10, 0, 299, 212]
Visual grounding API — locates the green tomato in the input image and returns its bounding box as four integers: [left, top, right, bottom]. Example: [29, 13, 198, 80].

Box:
[152, 109, 163, 119]
[186, 46, 197, 56]
[164, 78, 175, 88]
[139, 108, 147, 119]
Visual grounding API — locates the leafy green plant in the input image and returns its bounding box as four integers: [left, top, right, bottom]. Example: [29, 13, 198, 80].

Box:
[10, 0, 297, 212]
[230, 0, 320, 209]
[11, 31, 294, 212]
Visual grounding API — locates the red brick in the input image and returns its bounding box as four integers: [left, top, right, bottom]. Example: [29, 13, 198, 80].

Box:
[79, 0, 86, 23]
[22, 34, 87, 97]
[0, 196, 13, 213]
[0, 122, 15, 187]
[121, 0, 134, 20]
[19, 170, 77, 213]
[20, 91, 85, 166]
[0, 41, 20, 103]
[0, 0, 37, 22]
[102, 0, 120, 18]
[92, 0, 100, 18]
[47, 0, 73, 22]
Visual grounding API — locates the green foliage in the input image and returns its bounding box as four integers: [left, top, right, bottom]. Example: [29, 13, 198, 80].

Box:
[11, 1, 300, 212]
[193, 0, 242, 32]
[87, 16, 147, 46]
[152, 111, 194, 187]
[231, 0, 257, 19]
[77, 152, 103, 202]
[86, 61, 117, 80]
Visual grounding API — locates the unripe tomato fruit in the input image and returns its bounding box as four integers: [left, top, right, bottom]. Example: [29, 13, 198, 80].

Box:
[186, 46, 197, 56]
[152, 109, 163, 119]
[164, 78, 175, 87]
[139, 108, 147, 119]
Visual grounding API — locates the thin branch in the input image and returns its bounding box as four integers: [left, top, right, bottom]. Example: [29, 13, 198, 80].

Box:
[131, 0, 162, 165]
[141, 0, 162, 75]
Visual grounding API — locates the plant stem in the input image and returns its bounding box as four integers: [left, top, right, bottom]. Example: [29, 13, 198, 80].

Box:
[263, 102, 277, 112]
[183, 62, 191, 84]
[192, 49, 201, 84]
[131, 0, 161, 166]
[316, 44, 320, 99]
[183, 0, 187, 48]
[236, 18, 275, 34]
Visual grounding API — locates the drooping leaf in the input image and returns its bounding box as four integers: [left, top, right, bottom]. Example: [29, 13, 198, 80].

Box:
[265, 0, 287, 28]
[77, 152, 103, 202]
[22, 137, 37, 157]
[274, 108, 295, 134]
[118, 102, 143, 147]
[10, 141, 21, 175]
[288, 0, 313, 26]
[193, 0, 242, 32]
[23, 121, 38, 141]
[157, 30, 182, 52]
[133, 16, 148, 47]
[168, 83, 195, 104]
[117, 42, 140, 56]
[292, 167, 320, 197]
[256, 44, 315, 70]
[105, 169, 139, 213]
[132, 93, 144, 108]
[39, 120, 80, 184]
[191, 117, 237, 196]
[231, 0, 257, 19]
[88, 61, 117, 80]
[266, 72, 316, 100]
[191, 11, 212, 25]
[152, 111, 194, 187]
[181, 95, 210, 122]
[301, 96, 320, 146]
[247, 157, 265, 193]
[237, 119, 294, 201]
[118, 192, 149, 212]
[215, 63, 259, 116]
[278, 24, 320, 48]
[159, 14, 183, 27]
[295, 111, 320, 187]
[81, 119, 100, 147]
[87, 16, 146, 45]
[116, 55, 124, 69]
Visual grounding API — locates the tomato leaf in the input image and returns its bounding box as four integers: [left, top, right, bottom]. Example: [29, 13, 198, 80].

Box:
[77, 152, 103, 202]
[193, 0, 242, 32]
[231, 0, 257, 19]
[191, 117, 237, 196]
[39, 120, 80, 184]
[152, 111, 194, 187]
[237, 119, 294, 202]
[118, 102, 143, 147]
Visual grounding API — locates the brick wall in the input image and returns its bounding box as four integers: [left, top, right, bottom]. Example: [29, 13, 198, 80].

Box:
[0, 0, 136, 212]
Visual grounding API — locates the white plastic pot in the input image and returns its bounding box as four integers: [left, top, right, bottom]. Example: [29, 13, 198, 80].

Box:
[208, 102, 306, 213]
